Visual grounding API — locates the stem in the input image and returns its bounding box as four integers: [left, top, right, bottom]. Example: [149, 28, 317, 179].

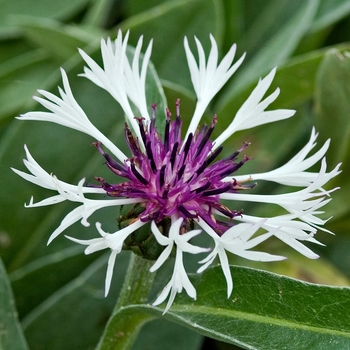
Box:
[96, 253, 157, 350]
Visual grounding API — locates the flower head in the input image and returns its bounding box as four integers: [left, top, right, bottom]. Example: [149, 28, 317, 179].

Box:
[14, 30, 340, 312]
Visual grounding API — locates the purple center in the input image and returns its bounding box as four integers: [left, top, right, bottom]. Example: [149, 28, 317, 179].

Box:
[93, 100, 252, 234]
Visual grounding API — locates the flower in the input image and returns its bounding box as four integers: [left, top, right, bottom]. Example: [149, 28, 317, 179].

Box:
[14, 30, 340, 312]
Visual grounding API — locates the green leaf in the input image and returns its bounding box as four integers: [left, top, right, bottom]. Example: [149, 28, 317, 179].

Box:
[9, 247, 100, 318]
[216, 43, 350, 117]
[132, 318, 203, 350]
[0, 50, 56, 122]
[314, 49, 350, 221]
[118, 0, 224, 91]
[311, 0, 350, 32]
[15, 17, 101, 60]
[218, 0, 319, 115]
[0, 256, 29, 350]
[0, 0, 90, 38]
[21, 254, 129, 350]
[105, 266, 350, 349]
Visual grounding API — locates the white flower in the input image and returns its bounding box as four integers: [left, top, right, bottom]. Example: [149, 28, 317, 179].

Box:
[13, 30, 340, 312]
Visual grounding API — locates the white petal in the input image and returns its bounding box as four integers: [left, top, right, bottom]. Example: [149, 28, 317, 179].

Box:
[18, 71, 127, 162]
[229, 128, 332, 186]
[149, 243, 173, 273]
[217, 246, 233, 297]
[213, 68, 295, 147]
[79, 30, 152, 143]
[184, 34, 245, 140]
[151, 220, 170, 246]
[105, 250, 118, 296]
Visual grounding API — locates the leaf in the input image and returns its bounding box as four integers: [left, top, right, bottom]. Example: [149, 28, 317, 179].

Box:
[14, 17, 101, 60]
[0, 256, 29, 350]
[104, 266, 350, 349]
[9, 246, 100, 318]
[118, 0, 224, 90]
[0, 50, 56, 122]
[218, 0, 319, 115]
[0, 0, 90, 38]
[21, 254, 128, 350]
[314, 49, 350, 221]
[132, 318, 203, 350]
[311, 0, 350, 32]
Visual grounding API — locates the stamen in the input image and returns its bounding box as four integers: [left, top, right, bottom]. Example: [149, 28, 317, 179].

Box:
[196, 160, 208, 176]
[182, 133, 193, 164]
[195, 115, 217, 158]
[92, 142, 127, 175]
[178, 205, 196, 218]
[194, 181, 211, 194]
[130, 162, 148, 185]
[203, 183, 232, 196]
[159, 164, 166, 187]
[177, 164, 186, 180]
[219, 157, 250, 179]
[170, 141, 179, 169]
[212, 202, 236, 218]
[136, 117, 147, 145]
[146, 141, 157, 173]
[206, 146, 223, 165]
[124, 123, 142, 156]
[162, 189, 169, 199]
[173, 116, 181, 143]
[164, 111, 171, 153]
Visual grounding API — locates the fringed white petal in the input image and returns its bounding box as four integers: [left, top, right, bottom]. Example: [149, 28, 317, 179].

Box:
[213, 68, 296, 148]
[228, 128, 334, 186]
[66, 220, 147, 296]
[17, 70, 127, 162]
[197, 218, 284, 298]
[79, 30, 152, 144]
[184, 34, 245, 140]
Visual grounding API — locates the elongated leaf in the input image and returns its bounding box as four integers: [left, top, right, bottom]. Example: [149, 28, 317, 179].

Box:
[311, 0, 350, 32]
[118, 0, 224, 90]
[216, 43, 350, 116]
[0, 0, 90, 38]
[218, 0, 319, 115]
[15, 17, 100, 60]
[0, 50, 56, 122]
[22, 254, 127, 350]
[102, 266, 350, 349]
[0, 256, 28, 350]
[9, 246, 99, 318]
[314, 49, 350, 221]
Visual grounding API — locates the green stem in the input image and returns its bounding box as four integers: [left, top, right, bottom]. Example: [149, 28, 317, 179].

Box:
[96, 253, 157, 350]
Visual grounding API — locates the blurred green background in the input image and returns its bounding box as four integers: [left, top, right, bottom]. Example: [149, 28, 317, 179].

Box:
[0, 0, 350, 349]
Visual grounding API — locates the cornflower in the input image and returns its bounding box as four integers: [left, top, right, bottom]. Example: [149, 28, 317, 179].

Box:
[13, 30, 340, 313]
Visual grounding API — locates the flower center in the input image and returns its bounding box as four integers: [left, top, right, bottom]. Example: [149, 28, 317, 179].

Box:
[93, 100, 253, 234]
